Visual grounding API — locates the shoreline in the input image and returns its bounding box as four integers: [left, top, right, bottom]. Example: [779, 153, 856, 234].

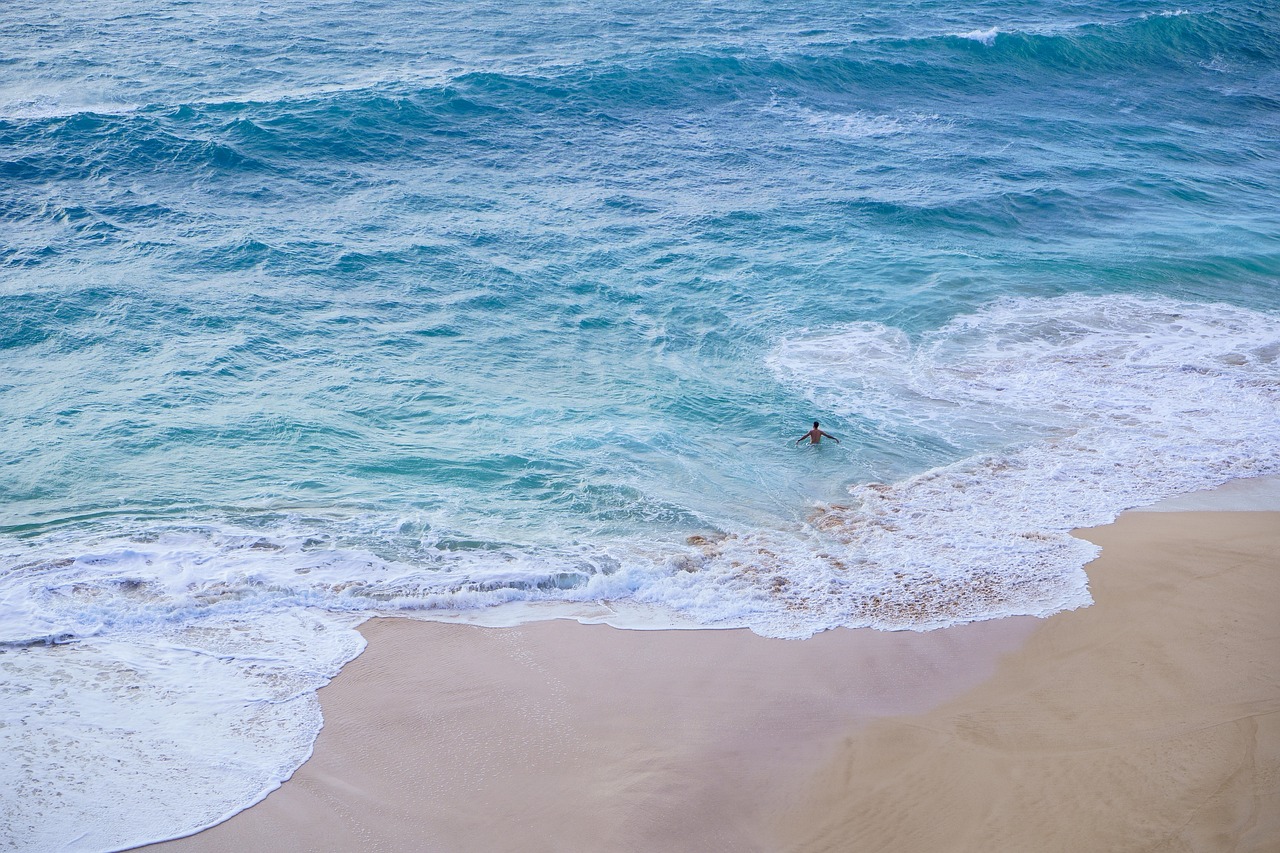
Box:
[141, 502, 1280, 851]
[141, 610, 1040, 852]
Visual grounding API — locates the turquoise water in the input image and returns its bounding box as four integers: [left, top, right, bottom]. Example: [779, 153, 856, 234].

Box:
[3, 1, 1279, 848]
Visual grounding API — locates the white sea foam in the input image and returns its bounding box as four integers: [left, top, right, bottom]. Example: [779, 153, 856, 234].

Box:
[770, 98, 949, 141]
[0, 92, 141, 121]
[795, 107, 911, 138]
[10, 293, 1256, 644]
[4, 294, 1276, 644]
[0, 68, 459, 121]
[0, 610, 364, 852]
[0, 527, 662, 850]
[941, 11, 1165, 47]
[758, 294, 1280, 635]
[1200, 55, 1231, 74]
[0, 526, 666, 649]
[954, 26, 1000, 45]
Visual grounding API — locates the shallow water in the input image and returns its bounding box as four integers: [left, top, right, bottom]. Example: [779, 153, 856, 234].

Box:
[3, 1, 1279, 849]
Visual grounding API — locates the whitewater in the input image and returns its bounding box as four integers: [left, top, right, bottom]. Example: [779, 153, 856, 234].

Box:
[3, 1, 1279, 849]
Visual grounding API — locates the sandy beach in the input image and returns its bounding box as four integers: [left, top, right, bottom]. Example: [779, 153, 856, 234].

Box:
[143, 506, 1280, 853]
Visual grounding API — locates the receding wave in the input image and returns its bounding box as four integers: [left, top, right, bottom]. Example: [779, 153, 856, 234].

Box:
[5, 294, 1278, 645]
[766, 294, 1280, 628]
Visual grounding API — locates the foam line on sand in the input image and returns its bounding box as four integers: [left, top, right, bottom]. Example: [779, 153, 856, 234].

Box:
[141, 509, 1280, 852]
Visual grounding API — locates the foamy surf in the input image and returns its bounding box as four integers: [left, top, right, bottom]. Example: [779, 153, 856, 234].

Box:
[954, 26, 1000, 45]
[760, 294, 1280, 632]
[4, 295, 1277, 646]
[7, 294, 1276, 850]
[0, 611, 365, 853]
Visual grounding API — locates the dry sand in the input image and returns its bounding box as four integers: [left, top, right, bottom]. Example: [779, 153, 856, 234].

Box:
[144, 509, 1280, 853]
[781, 511, 1280, 853]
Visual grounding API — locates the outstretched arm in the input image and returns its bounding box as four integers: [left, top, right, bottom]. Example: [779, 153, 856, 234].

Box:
[821, 431, 840, 444]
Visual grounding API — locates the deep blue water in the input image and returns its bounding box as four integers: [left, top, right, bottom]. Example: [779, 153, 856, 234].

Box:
[3, 1, 1279, 848]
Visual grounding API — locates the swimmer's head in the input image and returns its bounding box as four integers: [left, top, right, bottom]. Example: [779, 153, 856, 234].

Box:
[813, 421, 820, 429]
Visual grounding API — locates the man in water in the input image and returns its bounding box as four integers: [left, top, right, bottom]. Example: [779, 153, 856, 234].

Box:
[796, 421, 840, 445]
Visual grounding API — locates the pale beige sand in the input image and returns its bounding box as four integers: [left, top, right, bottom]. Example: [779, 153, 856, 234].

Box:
[142, 610, 1033, 851]
[780, 511, 1280, 853]
[144, 510, 1280, 853]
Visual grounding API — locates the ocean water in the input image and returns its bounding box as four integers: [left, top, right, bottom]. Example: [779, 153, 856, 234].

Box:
[3, 0, 1279, 848]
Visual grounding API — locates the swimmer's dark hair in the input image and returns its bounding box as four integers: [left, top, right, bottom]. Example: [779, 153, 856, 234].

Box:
[813, 421, 820, 428]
